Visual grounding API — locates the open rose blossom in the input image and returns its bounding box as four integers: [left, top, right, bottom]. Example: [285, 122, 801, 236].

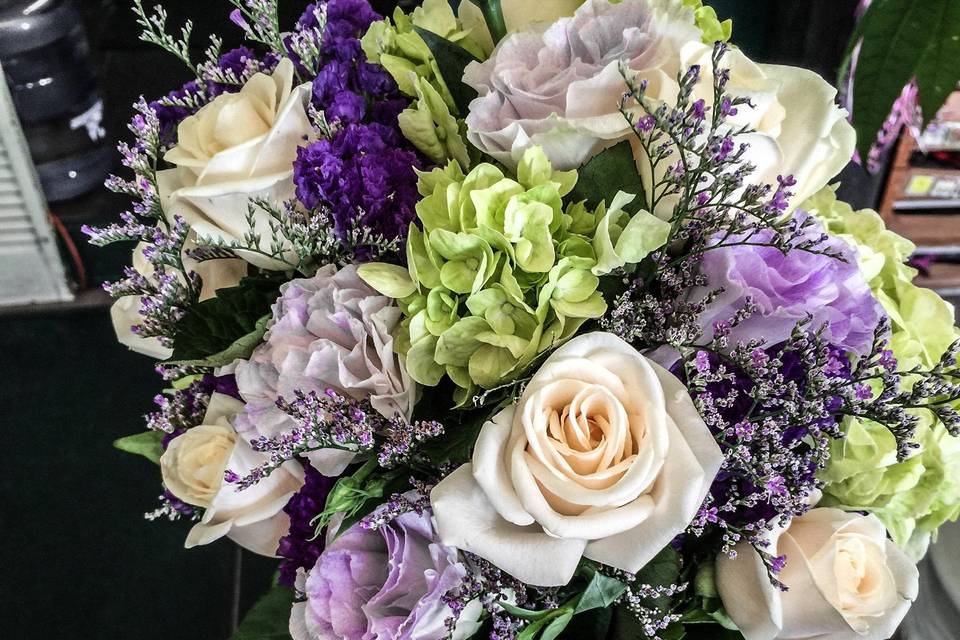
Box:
[290, 508, 482, 640]
[464, 0, 854, 209]
[233, 264, 417, 476]
[160, 393, 304, 556]
[158, 58, 314, 270]
[716, 507, 919, 640]
[430, 332, 723, 586]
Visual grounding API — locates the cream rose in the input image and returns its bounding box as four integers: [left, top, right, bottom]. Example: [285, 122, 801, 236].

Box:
[716, 508, 919, 640]
[464, 0, 853, 211]
[158, 58, 314, 270]
[161, 393, 305, 557]
[430, 332, 723, 586]
[111, 237, 247, 359]
[161, 416, 235, 508]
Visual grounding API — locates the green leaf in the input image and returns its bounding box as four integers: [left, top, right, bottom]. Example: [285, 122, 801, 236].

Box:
[541, 611, 573, 640]
[569, 142, 645, 211]
[574, 569, 628, 614]
[635, 546, 682, 588]
[171, 277, 282, 361]
[467, 0, 506, 44]
[113, 431, 164, 464]
[852, 0, 938, 157]
[556, 607, 612, 640]
[498, 602, 555, 621]
[915, 0, 960, 127]
[418, 407, 489, 464]
[169, 314, 270, 368]
[414, 26, 480, 116]
[231, 585, 295, 640]
[608, 604, 657, 640]
[332, 469, 410, 537]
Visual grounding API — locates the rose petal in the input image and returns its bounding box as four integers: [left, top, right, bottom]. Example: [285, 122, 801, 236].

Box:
[431, 465, 586, 587]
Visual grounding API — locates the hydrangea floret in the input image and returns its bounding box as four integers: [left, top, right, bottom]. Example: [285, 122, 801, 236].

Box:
[807, 187, 960, 554]
[359, 146, 616, 400]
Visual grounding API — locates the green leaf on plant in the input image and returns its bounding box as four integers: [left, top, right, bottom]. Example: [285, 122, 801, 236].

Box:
[556, 606, 612, 640]
[114, 431, 164, 464]
[170, 277, 282, 362]
[418, 407, 488, 464]
[540, 611, 574, 640]
[467, 0, 507, 44]
[231, 585, 295, 640]
[635, 546, 682, 589]
[498, 602, 555, 621]
[169, 314, 271, 368]
[915, 0, 960, 127]
[852, 0, 941, 157]
[569, 142, 645, 211]
[574, 569, 628, 614]
[414, 26, 480, 116]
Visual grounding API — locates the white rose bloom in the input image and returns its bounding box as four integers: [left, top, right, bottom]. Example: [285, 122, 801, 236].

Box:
[464, 0, 853, 212]
[160, 393, 305, 557]
[158, 58, 314, 270]
[111, 238, 247, 359]
[716, 508, 919, 640]
[430, 332, 723, 586]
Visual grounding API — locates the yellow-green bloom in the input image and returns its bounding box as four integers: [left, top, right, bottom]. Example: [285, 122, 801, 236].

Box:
[360, 147, 613, 401]
[399, 77, 471, 168]
[361, 0, 484, 110]
[682, 0, 733, 43]
[808, 186, 960, 555]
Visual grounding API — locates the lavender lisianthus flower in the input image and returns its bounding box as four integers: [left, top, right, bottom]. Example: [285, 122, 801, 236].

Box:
[289, 508, 482, 640]
[695, 213, 884, 354]
[233, 264, 417, 476]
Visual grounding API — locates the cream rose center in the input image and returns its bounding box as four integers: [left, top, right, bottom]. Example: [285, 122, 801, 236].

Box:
[522, 375, 659, 516]
[831, 534, 898, 617]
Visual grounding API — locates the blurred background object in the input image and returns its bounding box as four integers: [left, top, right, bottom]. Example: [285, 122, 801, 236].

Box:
[0, 65, 72, 304]
[0, 0, 112, 202]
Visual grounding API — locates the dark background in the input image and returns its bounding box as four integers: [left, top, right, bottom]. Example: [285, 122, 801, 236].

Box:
[0, 1, 866, 638]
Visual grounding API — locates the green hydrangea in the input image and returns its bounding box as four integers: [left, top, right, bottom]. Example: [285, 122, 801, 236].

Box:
[361, 0, 482, 167]
[808, 186, 960, 555]
[360, 147, 618, 402]
[682, 0, 733, 43]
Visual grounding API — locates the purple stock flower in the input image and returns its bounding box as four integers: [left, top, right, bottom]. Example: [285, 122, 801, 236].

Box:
[277, 463, 337, 587]
[293, 123, 421, 240]
[289, 508, 481, 640]
[694, 212, 885, 354]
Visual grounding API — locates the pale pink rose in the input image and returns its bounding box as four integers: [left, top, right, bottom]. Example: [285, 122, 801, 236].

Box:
[464, 0, 854, 212]
[233, 265, 417, 476]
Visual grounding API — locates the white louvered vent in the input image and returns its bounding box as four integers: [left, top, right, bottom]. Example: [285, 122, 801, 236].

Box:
[0, 61, 72, 306]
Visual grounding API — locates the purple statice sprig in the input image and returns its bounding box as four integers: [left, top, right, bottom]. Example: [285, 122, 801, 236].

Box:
[132, 0, 195, 72]
[188, 198, 403, 275]
[619, 41, 843, 268]
[229, 389, 444, 491]
[85, 96, 203, 345]
[285, 3, 328, 78]
[144, 375, 214, 434]
[144, 490, 200, 522]
[228, 0, 286, 60]
[678, 319, 848, 557]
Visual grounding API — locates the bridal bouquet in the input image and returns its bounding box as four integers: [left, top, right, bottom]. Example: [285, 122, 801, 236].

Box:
[88, 1, 960, 639]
